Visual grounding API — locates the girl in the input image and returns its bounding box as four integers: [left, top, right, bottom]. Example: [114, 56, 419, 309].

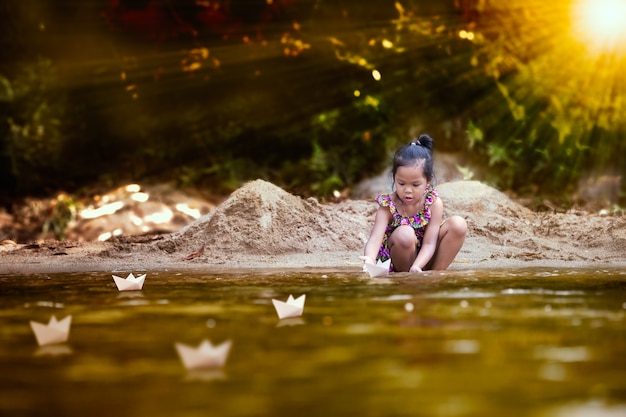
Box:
[361, 134, 467, 273]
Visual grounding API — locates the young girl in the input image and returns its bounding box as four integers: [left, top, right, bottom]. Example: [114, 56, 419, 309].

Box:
[361, 134, 467, 273]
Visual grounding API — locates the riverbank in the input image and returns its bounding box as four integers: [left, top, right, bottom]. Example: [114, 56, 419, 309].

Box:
[1, 180, 625, 275]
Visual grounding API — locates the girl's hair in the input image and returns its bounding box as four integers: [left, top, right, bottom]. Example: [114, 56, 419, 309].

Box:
[391, 134, 435, 182]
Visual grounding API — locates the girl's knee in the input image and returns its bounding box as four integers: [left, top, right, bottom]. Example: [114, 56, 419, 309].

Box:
[448, 216, 467, 237]
[390, 225, 417, 249]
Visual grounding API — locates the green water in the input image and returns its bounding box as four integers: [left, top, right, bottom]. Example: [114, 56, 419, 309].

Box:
[1, 268, 625, 417]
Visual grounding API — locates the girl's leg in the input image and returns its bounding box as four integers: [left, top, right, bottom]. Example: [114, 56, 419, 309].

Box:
[427, 216, 467, 270]
[388, 225, 418, 272]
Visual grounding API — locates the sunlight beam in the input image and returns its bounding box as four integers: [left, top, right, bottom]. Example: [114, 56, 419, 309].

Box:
[571, 0, 626, 55]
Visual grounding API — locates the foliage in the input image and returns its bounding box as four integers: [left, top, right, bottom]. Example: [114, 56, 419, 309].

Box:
[461, 0, 626, 198]
[0, 0, 624, 206]
[43, 194, 80, 240]
[0, 58, 67, 197]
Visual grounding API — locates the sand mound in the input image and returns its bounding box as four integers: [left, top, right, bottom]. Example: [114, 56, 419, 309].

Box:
[438, 180, 535, 239]
[438, 180, 626, 262]
[146, 178, 625, 267]
[164, 179, 376, 257]
[3, 178, 625, 273]
[160, 179, 540, 261]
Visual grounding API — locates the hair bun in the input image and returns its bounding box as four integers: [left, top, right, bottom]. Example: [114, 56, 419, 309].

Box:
[416, 134, 434, 151]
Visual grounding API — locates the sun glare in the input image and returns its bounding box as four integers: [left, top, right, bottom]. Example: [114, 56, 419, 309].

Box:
[571, 0, 626, 55]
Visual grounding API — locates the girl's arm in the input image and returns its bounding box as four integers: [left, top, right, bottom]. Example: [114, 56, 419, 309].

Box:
[361, 206, 391, 264]
[411, 198, 443, 272]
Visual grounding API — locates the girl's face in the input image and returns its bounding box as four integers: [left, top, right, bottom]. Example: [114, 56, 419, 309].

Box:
[393, 163, 430, 205]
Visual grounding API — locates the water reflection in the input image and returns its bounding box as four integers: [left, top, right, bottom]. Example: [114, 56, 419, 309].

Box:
[276, 317, 306, 327]
[34, 344, 73, 357]
[443, 339, 481, 354]
[533, 346, 592, 362]
[0, 268, 624, 417]
[116, 291, 149, 307]
[184, 369, 227, 382]
[537, 401, 626, 417]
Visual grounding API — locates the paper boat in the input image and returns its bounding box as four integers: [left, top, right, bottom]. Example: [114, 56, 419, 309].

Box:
[112, 273, 146, 291]
[272, 294, 306, 319]
[175, 339, 232, 370]
[364, 259, 391, 278]
[30, 315, 72, 346]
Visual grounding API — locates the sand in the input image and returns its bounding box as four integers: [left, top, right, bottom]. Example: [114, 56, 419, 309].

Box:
[1, 179, 625, 275]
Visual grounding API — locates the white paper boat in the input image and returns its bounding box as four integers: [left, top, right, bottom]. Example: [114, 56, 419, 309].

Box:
[364, 259, 391, 278]
[175, 339, 232, 370]
[272, 294, 306, 319]
[112, 273, 146, 291]
[30, 315, 72, 346]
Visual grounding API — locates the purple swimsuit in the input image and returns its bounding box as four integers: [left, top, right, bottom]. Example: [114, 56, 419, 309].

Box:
[375, 186, 438, 270]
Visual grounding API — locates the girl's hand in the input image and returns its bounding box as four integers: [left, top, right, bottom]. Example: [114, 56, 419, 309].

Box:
[359, 256, 374, 264]
[409, 265, 423, 274]
[359, 256, 374, 271]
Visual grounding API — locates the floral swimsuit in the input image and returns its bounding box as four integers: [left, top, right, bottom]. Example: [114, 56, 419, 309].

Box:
[375, 185, 438, 271]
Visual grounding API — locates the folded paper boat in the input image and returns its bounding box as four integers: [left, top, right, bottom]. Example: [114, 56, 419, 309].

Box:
[112, 273, 146, 291]
[30, 315, 72, 346]
[364, 259, 391, 278]
[175, 339, 232, 370]
[272, 294, 306, 319]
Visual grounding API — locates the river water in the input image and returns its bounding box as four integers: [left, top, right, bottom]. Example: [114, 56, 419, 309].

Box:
[1, 268, 625, 417]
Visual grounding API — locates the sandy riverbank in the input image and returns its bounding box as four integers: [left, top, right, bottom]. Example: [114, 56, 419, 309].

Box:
[1, 180, 625, 275]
